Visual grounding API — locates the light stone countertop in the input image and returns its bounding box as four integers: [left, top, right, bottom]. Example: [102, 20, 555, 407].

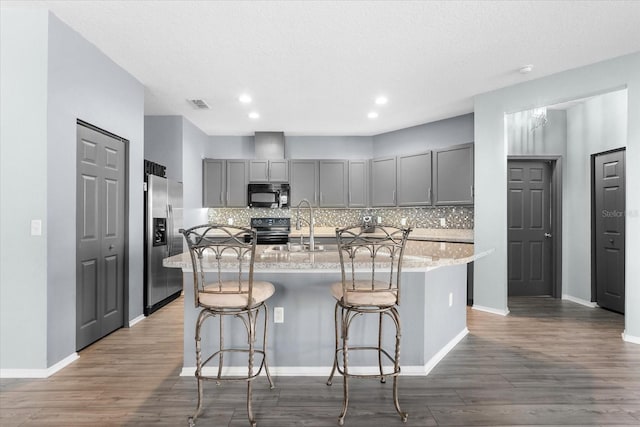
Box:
[164, 240, 491, 272]
[289, 226, 473, 243]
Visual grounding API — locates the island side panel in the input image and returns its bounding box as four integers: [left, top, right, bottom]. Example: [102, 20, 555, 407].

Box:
[181, 265, 468, 375]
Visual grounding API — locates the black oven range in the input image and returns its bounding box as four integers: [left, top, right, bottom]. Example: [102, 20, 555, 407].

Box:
[248, 217, 291, 245]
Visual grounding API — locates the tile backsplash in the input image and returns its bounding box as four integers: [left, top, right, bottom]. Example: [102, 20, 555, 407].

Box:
[208, 206, 473, 229]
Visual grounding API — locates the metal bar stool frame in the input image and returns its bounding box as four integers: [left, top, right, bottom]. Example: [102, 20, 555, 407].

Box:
[326, 225, 411, 425]
[181, 224, 275, 427]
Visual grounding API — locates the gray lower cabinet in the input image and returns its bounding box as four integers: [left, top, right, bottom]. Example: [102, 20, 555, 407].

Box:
[371, 156, 397, 207]
[397, 152, 432, 206]
[319, 160, 348, 207]
[226, 160, 249, 207]
[433, 143, 474, 205]
[290, 159, 319, 206]
[249, 160, 288, 182]
[348, 160, 368, 208]
[203, 159, 225, 207]
[203, 158, 249, 207]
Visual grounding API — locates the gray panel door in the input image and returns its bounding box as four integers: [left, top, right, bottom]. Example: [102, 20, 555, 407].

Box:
[371, 157, 397, 207]
[76, 124, 125, 350]
[226, 160, 248, 207]
[319, 160, 348, 207]
[290, 160, 319, 206]
[348, 160, 368, 208]
[397, 152, 431, 206]
[507, 160, 552, 296]
[203, 159, 225, 207]
[594, 150, 625, 313]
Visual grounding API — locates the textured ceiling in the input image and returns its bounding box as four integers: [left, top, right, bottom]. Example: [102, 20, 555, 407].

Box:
[3, 1, 640, 136]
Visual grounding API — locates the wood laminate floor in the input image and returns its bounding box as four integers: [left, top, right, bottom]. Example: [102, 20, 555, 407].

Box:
[2, 296, 639, 426]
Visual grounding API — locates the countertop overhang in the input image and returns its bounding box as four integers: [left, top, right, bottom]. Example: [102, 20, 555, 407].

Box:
[164, 240, 491, 272]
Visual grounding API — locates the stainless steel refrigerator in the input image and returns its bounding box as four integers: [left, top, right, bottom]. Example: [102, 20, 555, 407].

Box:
[144, 174, 183, 315]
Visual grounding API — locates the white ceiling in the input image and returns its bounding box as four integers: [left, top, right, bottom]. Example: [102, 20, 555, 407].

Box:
[3, 1, 640, 136]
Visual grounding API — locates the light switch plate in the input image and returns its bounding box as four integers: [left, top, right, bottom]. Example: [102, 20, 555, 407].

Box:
[31, 219, 42, 236]
[274, 307, 284, 323]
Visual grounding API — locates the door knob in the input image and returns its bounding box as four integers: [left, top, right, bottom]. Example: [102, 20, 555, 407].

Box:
[544, 233, 552, 238]
[609, 238, 614, 244]
[109, 245, 114, 250]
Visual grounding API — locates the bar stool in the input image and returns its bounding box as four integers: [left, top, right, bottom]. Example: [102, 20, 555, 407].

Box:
[326, 225, 411, 425]
[180, 224, 275, 427]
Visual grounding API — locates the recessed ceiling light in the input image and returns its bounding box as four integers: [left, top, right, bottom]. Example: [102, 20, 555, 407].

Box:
[519, 64, 534, 74]
[239, 94, 252, 104]
[368, 112, 378, 119]
[375, 96, 388, 105]
[248, 112, 260, 119]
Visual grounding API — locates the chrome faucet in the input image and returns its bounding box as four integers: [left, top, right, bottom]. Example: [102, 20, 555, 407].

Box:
[294, 198, 315, 251]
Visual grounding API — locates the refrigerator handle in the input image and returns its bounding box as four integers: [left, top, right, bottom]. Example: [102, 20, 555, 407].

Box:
[167, 204, 173, 255]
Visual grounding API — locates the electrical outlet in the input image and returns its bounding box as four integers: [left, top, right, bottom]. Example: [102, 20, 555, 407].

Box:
[274, 307, 284, 323]
[400, 217, 407, 226]
[449, 292, 453, 307]
[227, 218, 234, 225]
[440, 218, 446, 227]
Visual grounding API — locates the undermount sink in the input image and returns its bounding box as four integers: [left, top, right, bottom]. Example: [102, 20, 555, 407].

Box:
[265, 243, 338, 253]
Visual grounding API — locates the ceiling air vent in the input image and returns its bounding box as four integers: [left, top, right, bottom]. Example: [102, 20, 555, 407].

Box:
[188, 99, 211, 110]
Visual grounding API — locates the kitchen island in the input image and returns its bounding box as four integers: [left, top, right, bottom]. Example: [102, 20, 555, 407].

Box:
[164, 240, 490, 377]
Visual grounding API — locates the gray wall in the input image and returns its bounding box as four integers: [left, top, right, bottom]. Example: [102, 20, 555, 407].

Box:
[144, 116, 183, 181]
[564, 90, 628, 301]
[0, 9, 49, 370]
[286, 135, 373, 159]
[182, 118, 211, 228]
[207, 135, 255, 158]
[474, 52, 640, 340]
[0, 10, 145, 370]
[373, 113, 474, 157]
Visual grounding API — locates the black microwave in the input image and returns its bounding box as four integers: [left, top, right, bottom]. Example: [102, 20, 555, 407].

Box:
[247, 183, 290, 208]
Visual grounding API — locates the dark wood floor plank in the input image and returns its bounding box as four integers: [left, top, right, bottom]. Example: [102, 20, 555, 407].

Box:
[2, 295, 639, 426]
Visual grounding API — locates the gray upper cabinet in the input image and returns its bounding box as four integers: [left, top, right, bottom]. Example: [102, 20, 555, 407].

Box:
[203, 159, 226, 207]
[397, 152, 432, 206]
[203, 158, 249, 207]
[371, 157, 397, 207]
[290, 159, 319, 206]
[348, 160, 368, 208]
[433, 143, 474, 205]
[319, 160, 348, 207]
[225, 160, 249, 207]
[249, 160, 289, 182]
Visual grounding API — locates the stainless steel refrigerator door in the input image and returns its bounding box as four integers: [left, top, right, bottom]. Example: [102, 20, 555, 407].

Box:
[146, 175, 169, 308]
[167, 180, 183, 256]
[167, 180, 184, 295]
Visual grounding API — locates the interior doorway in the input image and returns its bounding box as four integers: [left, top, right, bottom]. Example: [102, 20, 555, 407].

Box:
[76, 121, 128, 350]
[507, 158, 561, 297]
[592, 148, 626, 314]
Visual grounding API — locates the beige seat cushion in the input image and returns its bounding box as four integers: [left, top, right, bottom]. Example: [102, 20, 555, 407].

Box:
[198, 281, 275, 308]
[330, 280, 397, 307]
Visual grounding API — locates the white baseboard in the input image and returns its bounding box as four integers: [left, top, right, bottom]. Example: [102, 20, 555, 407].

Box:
[181, 328, 469, 377]
[622, 331, 640, 345]
[0, 352, 79, 378]
[128, 314, 146, 327]
[562, 294, 597, 308]
[422, 327, 468, 375]
[472, 304, 510, 316]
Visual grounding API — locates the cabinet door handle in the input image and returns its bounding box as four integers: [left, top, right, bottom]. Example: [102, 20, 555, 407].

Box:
[219, 192, 223, 203]
[314, 191, 317, 204]
[320, 192, 323, 203]
[428, 187, 431, 202]
[393, 189, 396, 203]
[348, 191, 351, 205]
[470, 185, 474, 199]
